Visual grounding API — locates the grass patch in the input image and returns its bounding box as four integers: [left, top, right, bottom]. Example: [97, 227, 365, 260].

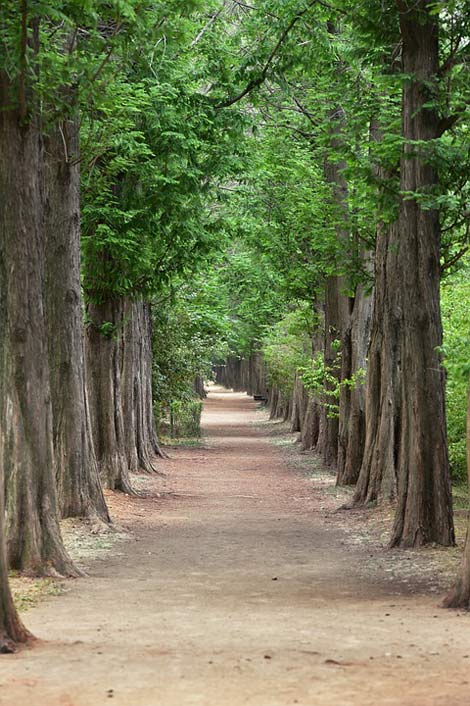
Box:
[453, 482, 469, 511]
[160, 435, 205, 448]
[9, 575, 64, 612]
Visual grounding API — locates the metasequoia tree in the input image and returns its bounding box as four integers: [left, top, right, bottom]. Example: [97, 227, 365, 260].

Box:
[0, 11, 77, 574]
[352, 111, 403, 506]
[389, 0, 454, 547]
[43, 27, 110, 520]
[86, 297, 165, 492]
[82, 3, 240, 488]
[318, 99, 351, 467]
[347, 1, 455, 548]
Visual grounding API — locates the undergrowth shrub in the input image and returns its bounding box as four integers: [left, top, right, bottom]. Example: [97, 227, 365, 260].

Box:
[441, 264, 470, 484]
[169, 399, 203, 438]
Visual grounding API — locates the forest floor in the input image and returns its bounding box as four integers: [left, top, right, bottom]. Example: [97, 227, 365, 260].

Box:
[2, 387, 470, 706]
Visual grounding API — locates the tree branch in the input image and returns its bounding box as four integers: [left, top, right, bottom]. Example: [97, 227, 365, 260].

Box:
[438, 104, 470, 135]
[442, 245, 469, 271]
[191, 7, 225, 47]
[216, 0, 318, 109]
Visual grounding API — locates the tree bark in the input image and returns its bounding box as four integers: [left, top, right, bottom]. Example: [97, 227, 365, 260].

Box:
[318, 93, 351, 467]
[122, 300, 165, 472]
[194, 375, 207, 399]
[44, 111, 110, 523]
[290, 374, 308, 433]
[0, 78, 77, 576]
[300, 396, 321, 451]
[337, 278, 373, 486]
[86, 298, 134, 493]
[390, 1, 454, 547]
[352, 220, 402, 506]
[0, 401, 30, 651]
[316, 274, 350, 467]
[86, 297, 164, 490]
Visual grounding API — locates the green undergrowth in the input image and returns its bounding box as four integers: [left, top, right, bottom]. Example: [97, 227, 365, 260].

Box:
[452, 483, 470, 513]
[158, 399, 203, 441]
[160, 435, 205, 448]
[9, 575, 64, 612]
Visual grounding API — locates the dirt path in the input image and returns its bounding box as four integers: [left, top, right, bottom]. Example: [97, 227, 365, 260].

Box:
[2, 388, 470, 706]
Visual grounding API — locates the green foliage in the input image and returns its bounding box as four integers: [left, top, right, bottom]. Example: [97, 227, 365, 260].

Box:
[299, 346, 366, 419]
[80, 3, 247, 303]
[152, 273, 231, 423]
[3, 0, 470, 486]
[262, 305, 313, 396]
[441, 262, 470, 481]
[169, 399, 203, 439]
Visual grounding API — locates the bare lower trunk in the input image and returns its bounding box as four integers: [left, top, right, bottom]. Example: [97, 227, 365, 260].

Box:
[223, 356, 242, 391]
[283, 395, 292, 423]
[0, 87, 77, 576]
[249, 351, 268, 399]
[44, 117, 109, 522]
[300, 396, 321, 451]
[86, 298, 134, 493]
[337, 281, 372, 486]
[0, 408, 30, 651]
[316, 277, 349, 466]
[194, 375, 207, 399]
[87, 297, 164, 490]
[300, 303, 324, 451]
[122, 300, 165, 473]
[290, 375, 308, 433]
[269, 386, 280, 419]
[352, 221, 401, 506]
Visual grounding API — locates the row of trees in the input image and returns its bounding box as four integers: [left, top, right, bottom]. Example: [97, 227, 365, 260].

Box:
[0, 0, 251, 651]
[1, 0, 470, 652]
[211, 0, 470, 607]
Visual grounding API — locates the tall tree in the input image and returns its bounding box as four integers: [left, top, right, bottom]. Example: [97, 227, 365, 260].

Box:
[43, 27, 110, 520]
[390, 0, 454, 547]
[0, 6, 78, 575]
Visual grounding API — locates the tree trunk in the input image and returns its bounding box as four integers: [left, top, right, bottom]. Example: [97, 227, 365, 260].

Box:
[316, 277, 349, 466]
[337, 279, 373, 486]
[194, 375, 206, 399]
[291, 375, 308, 433]
[122, 300, 165, 472]
[318, 92, 351, 467]
[352, 220, 402, 506]
[0, 402, 30, 651]
[0, 82, 77, 576]
[87, 297, 164, 490]
[300, 303, 324, 451]
[44, 113, 109, 523]
[301, 396, 321, 451]
[390, 1, 454, 547]
[86, 298, 134, 493]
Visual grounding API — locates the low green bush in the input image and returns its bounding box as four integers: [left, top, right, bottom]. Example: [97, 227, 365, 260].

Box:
[169, 399, 203, 439]
[441, 264, 470, 483]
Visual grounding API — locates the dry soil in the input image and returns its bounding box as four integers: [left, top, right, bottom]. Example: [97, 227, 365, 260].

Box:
[1, 388, 470, 706]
